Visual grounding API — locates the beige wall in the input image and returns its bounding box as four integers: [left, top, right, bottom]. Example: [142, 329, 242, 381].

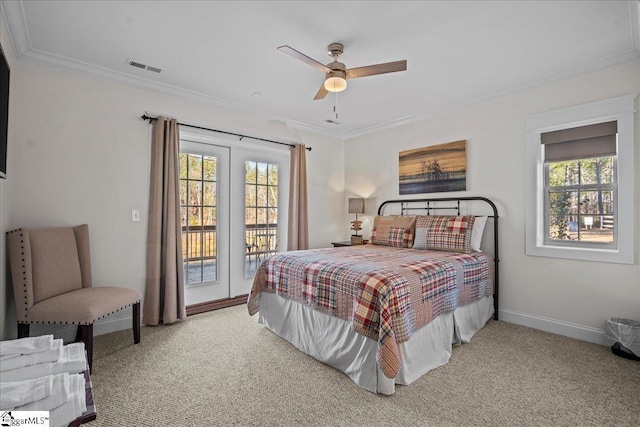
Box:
[0, 50, 345, 339]
[344, 60, 640, 344]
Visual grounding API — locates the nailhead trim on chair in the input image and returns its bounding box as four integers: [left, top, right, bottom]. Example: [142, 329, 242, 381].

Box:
[21, 229, 28, 319]
[6, 229, 29, 320]
[17, 300, 142, 325]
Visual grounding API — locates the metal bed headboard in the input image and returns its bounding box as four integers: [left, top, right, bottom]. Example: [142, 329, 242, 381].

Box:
[377, 196, 500, 321]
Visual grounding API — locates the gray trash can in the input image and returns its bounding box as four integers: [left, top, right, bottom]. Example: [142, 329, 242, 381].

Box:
[604, 318, 640, 361]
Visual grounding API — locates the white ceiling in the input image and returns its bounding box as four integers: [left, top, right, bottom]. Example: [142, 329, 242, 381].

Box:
[2, 1, 639, 138]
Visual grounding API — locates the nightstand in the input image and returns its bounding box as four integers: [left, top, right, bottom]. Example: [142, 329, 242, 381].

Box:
[332, 240, 368, 247]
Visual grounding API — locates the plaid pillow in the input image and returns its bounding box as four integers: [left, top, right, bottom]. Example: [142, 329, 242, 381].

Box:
[413, 215, 476, 253]
[447, 216, 472, 234]
[388, 227, 414, 248]
[370, 215, 416, 248]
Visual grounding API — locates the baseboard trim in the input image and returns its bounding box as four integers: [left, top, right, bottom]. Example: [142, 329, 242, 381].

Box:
[186, 294, 248, 316]
[498, 308, 613, 346]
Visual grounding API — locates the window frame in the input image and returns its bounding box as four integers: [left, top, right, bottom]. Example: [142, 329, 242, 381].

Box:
[524, 94, 636, 264]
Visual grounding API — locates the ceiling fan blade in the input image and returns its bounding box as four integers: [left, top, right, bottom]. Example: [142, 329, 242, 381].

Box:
[278, 45, 332, 74]
[313, 83, 328, 100]
[346, 60, 407, 79]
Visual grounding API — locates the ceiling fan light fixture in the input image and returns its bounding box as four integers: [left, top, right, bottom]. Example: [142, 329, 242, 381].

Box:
[278, 43, 406, 100]
[324, 75, 347, 92]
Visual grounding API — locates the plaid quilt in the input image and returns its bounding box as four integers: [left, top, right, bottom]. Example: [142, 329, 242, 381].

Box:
[247, 245, 491, 378]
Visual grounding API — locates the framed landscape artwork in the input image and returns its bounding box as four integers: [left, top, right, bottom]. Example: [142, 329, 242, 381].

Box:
[399, 140, 467, 194]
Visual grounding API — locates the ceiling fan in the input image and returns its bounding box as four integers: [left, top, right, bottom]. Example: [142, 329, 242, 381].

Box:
[277, 43, 407, 100]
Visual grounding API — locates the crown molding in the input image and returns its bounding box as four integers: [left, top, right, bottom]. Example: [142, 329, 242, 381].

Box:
[630, 1, 640, 53]
[1, 0, 30, 57]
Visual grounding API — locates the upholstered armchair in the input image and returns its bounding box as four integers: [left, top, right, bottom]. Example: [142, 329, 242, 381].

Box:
[6, 224, 141, 371]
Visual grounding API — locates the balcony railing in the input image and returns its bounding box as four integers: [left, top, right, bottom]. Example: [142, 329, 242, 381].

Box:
[181, 223, 279, 284]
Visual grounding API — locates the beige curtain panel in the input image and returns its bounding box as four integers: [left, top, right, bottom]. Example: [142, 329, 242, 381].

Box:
[143, 117, 186, 325]
[287, 144, 309, 251]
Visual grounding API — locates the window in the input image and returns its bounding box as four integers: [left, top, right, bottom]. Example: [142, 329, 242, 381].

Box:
[525, 95, 636, 264]
[180, 152, 218, 285]
[244, 160, 279, 277]
[543, 121, 617, 248]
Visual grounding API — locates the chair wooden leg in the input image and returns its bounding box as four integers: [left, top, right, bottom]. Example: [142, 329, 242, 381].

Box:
[17, 323, 30, 338]
[133, 302, 141, 344]
[77, 324, 94, 373]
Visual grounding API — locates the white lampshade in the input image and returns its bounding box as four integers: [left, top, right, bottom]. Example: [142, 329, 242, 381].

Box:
[324, 76, 347, 93]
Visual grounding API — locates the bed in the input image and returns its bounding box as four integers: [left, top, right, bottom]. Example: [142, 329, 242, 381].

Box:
[248, 197, 499, 394]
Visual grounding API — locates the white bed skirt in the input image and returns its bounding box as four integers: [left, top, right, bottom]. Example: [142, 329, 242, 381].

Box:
[258, 293, 494, 395]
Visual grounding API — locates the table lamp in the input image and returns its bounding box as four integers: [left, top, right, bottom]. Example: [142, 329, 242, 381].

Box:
[348, 197, 365, 245]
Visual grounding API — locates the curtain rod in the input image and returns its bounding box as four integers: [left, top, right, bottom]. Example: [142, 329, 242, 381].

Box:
[141, 114, 311, 151]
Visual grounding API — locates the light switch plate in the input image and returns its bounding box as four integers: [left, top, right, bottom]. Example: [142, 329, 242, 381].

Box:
[131, 210, 141, 222]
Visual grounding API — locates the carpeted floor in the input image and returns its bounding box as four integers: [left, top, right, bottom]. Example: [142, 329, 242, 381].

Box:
[90, 305, 640, 426]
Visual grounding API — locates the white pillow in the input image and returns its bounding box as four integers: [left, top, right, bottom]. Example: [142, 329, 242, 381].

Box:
[470, 216, 487, 252]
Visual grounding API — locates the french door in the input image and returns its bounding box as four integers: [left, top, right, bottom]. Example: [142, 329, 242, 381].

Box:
[180, 135, 289, 306]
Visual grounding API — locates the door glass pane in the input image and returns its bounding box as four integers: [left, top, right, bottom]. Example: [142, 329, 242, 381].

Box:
[267, 187, 278, 207]
[187, 260, 202, 285]
[180, 152, 217, 286]
[180, 181, 187, 205]
[257, 185, 268, 207]
[245, 185, 256, 206]
[269, 207, 278, 225]
[203, 156, 216, 180]
[268, 164, 278, 185]
[257, 163, 268, 184]
[188, 206, 201, 227]
[203, 182, 216, 206]
[187, 154, 202, 180]
[188, 182, 202, 206]
[203, 207, 216, 226]
[245, 160, 279, 277]
[246, 161, 256, 182]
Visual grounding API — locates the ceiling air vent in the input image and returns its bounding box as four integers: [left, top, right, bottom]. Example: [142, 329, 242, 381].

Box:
[324, 119, 342, 125]
[128, 59, 162, 73]
[128, 60, 147, 69]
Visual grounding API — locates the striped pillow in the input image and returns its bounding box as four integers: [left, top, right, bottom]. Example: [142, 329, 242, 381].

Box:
[370, 215, 416, 248]
[413, 215, 476, 253]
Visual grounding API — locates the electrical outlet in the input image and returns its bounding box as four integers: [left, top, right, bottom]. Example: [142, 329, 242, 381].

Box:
[131, 210, 141, 222]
